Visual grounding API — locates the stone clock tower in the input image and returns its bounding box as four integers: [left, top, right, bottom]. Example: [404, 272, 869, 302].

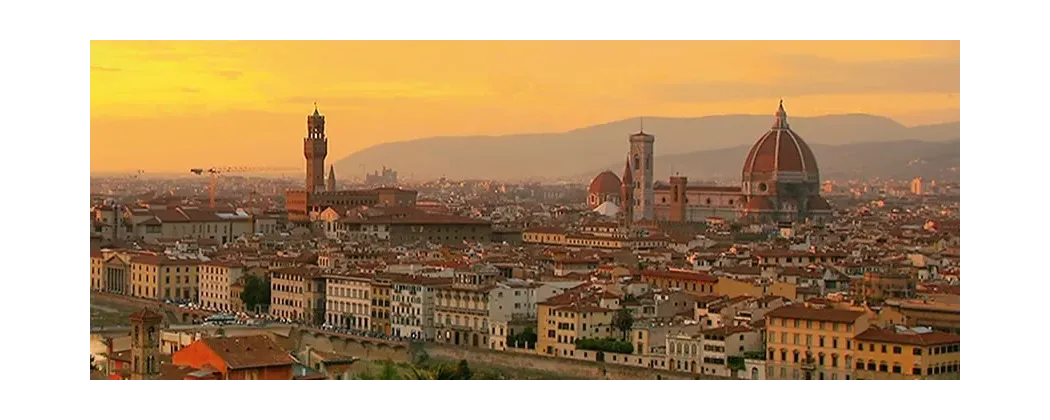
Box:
[304, 104, 328, 193]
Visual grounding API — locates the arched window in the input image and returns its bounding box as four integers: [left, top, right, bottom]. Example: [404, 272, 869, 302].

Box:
[634, 155, 640, 169]
[751, 367, 759, 380]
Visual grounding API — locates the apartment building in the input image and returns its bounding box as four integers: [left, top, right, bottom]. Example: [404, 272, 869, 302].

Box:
[198, 260, 245, 312]
[641, 269, 718, 296]
[125, 206, 254, 244]
[765, 305, 869, 380]
[854, 326, 960, 380]
[536, 287, 620, 358]
[387, 275, 452, 340]
[698, 325, 763, 377]
[129, 254, 201, 301]
[370, 279, 392, 335]
[324, 274, 373, 330]
[270, 266, 326, 324]
[433, 282, 495, 348]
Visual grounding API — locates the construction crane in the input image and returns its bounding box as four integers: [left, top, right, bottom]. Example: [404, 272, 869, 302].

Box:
[190, 166, 295, 208]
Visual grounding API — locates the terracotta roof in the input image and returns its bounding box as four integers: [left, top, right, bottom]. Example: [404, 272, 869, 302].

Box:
[130, 254, 201, 266]
[742, 102, 819, 175]
[203, 260, 246, 269]
[200, 335, 294, 370]
[524, 227, 567, 234]
[553, 304, 616, 313]
[766, 305, 866, 323]
[588, 171, 622, 196]
[856, 327, 960, 346]
[641, 269, 718, 283]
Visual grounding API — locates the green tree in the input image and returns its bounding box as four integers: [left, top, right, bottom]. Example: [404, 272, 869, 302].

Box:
[239, 274, 270, 312]
[508, 327, 538, 348]
[613, 308, 635, 340]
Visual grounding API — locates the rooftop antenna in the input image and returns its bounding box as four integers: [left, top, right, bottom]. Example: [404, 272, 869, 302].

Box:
[639, 116, 644, 133]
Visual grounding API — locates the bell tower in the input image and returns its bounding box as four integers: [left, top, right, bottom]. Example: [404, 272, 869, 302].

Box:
[629, 119, 655, 221]
[304, 104, 328, 193]
[129, 307, 163, 380]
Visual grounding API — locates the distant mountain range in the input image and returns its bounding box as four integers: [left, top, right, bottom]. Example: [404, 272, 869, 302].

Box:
[333, 114, 960, 182]
[587, 140, 960, 183]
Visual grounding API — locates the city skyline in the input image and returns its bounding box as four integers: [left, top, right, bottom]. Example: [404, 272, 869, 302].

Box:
[90, 41, 959, 173]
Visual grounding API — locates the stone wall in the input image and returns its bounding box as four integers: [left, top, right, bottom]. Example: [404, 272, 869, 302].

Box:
[286, 327, 732, 380]
[286, 327, 415, 364]
[424, 344, 730, 380]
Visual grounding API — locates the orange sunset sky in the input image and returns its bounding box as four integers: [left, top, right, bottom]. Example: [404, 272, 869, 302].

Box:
[90, 40, 959, 173]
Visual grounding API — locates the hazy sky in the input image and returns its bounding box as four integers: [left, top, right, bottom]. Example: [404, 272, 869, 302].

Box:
[90, 41, 959, 173]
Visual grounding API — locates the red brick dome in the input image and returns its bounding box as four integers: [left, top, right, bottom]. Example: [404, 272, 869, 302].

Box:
[588, 171, 622, 196]
[742, 101, 819, 176]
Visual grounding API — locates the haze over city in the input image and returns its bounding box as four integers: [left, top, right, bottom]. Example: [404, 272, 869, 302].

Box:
[90, 41, 959, 174]
[89, 39, 961, 383]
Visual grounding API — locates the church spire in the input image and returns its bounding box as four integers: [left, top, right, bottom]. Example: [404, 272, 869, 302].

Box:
[773, 99, 789, 129]
[326, 164, 336, 191]
[621, 154, 634, 228]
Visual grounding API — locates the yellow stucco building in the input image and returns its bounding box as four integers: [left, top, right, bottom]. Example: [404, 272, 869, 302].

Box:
[854, 326, 960, 380]
[765, 305, 869, 380]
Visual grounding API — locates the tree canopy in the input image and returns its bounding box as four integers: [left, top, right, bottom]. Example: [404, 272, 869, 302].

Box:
[507, 327, 538, 348]
[612, 308, 635, 340]
[239, 273, 270, 312]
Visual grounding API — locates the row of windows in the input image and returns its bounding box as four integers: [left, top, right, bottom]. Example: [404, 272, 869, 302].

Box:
[770, 332, 851, 349]
[326, 312, 370, 328]
[855, 360, 960, 375]
[327, 301, 368, 315]
[391, 316, 423, 326]
[769, 367, 850, 380]
[200, 266, 231, 274]
[436, 314, 488, 330]
[668, 342, 698, 356]
[200, 282, 227, 292]
[392, 306, 421, 316]
[772, 318, 852, 332]
[273, 297, 302, 308]
[769, 348, 852, 368]
[328, 286, 370, 300]
[859, 342, 960, 355]
[274, 284, 304, 294]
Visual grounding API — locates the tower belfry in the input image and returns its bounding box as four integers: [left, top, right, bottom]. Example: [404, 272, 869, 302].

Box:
[129, 307, 163, 380]
[304, 105, 328, 193]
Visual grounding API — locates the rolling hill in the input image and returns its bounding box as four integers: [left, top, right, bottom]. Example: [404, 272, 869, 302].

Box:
[586, 140, 960, 183]
[333, 114, 960, 181]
